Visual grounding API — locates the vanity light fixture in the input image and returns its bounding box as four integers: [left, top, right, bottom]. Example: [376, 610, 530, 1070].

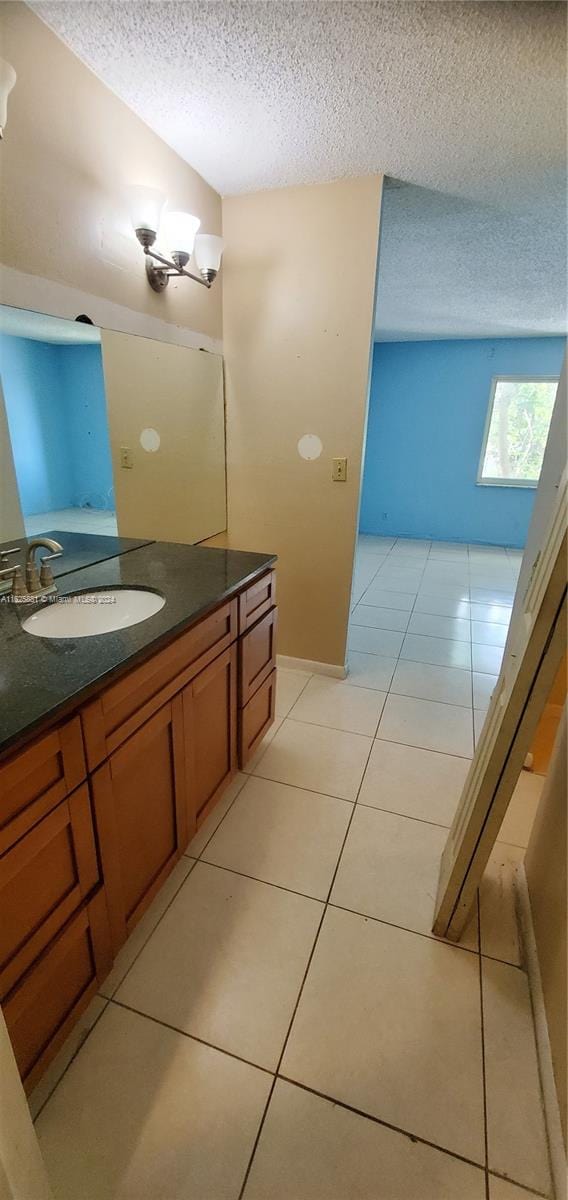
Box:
[126, 185, 224, 292]
[0, 58, 17, 139]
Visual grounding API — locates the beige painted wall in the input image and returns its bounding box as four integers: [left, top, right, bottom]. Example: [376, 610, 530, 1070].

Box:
[0, 380, 24, 543]
[525, 707, 567, 1147]
[101, 332, 226, 544]
[208, 177, 382, 666]
[0, 3, 222, 343]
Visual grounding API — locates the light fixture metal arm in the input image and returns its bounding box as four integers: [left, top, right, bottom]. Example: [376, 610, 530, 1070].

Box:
[144, 246, 211, 290]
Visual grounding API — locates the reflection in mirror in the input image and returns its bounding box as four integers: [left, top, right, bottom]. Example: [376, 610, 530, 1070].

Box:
[0, 305, 227, 547]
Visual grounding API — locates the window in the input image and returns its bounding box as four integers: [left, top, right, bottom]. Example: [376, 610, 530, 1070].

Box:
[477, 376, 558, 488]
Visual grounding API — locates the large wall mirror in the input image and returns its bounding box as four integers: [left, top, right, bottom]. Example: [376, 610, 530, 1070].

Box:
[0, 305, 226, 545]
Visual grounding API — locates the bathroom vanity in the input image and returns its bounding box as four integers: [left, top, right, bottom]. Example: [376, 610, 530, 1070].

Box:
[0, 537, 277, 1093]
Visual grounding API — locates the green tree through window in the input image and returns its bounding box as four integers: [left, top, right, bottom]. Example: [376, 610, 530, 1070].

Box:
[479, 378, 558, 486]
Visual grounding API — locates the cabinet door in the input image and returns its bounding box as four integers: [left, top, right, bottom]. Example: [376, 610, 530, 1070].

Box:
[239, 607, 278, 706]
[92, 697, 188, 953]
[184, 645, 237, 833]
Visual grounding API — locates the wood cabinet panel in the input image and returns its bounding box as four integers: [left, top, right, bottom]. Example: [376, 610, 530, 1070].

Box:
[92, 698, 188, 953]
[3, 890, 112, 1093]
[82, 601, 238, 770]
[240, 607, 278, 707]
[0, 784, 99, 997]
[239, 669, 277, 768]
[184, 645, 237, 830]
[239, 571, 276, 634]
[0, 718, 86, 854]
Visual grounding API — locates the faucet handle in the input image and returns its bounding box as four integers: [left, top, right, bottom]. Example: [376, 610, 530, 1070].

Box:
[39, 552, 62, 590]
[0, 564, 26, 597]
[0, 546, 21, 563]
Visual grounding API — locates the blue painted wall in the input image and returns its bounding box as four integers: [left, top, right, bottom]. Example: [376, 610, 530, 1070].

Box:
[360, 337, 566, 548]
[0, 335, 114, 516]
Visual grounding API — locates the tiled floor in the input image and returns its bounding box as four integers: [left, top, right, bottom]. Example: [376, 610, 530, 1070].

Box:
[25, 506, 118, 537]
[32, 536, 553, 1200]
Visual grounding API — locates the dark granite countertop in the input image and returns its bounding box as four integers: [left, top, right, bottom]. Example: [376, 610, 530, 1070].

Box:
[0, 530, 152, 579]
[0, 540, 276, 761]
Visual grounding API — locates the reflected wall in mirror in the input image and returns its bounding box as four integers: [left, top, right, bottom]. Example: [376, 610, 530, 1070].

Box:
[0, 305, 227, 546]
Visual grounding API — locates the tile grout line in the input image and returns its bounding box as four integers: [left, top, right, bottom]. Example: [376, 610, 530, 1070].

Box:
[235, 718, 379, 1200]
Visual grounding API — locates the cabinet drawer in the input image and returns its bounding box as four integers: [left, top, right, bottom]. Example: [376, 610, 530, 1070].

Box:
[0, 784, 99, 998]
[239, 571, 276, 634]
[239, 607, 278, 706]
[82, 599, 238, 768]
[239, 669, 276, 768]
[3, 891, 112, 1093]
[0, 718, 86, 855]
[92, 697, 188, 954]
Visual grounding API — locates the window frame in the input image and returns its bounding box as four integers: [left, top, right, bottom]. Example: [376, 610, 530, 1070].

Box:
[476, 373, 559, 489]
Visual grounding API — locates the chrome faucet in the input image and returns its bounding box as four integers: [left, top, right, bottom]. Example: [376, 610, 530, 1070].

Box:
[0, 538, 63, 600]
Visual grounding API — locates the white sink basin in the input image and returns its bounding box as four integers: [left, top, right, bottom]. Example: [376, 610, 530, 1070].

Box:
[22, 589, 165, 639]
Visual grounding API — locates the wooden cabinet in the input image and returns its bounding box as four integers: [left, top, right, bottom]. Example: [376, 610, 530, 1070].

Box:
[92, 698, 188, 953]
[184, 645, 237, 830]
[1, 565, 276, 1091]
[239, 670, 277, 767]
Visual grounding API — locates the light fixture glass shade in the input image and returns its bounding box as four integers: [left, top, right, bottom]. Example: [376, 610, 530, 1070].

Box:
[126, 185, 166, 235]
[0, 58, 17, 133]
[194, 234, 225, 274]
[162, 210, 200, 257]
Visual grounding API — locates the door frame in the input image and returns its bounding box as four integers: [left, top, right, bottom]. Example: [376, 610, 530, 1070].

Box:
[433, 364, 567, 942]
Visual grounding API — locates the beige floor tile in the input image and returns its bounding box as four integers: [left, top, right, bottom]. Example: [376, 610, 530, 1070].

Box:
[116, 862, 322, 1070]
[244, 1080, 486, 1200]
[470, 602, 512, 625]
[414, 594, 472, 619]
[473, 671, 498, 708]
[275, 667, 312, 717]
[347, 624, 405, 657]
[377, 694, 474, 758]
[331, 805, 478, 948]
[28, 995, 108, 1120]
[351, 603, 410, 631]
[99, 856, 196, 998]
[489, 1175, 541, 1199]
[391, 659, 472, 707]
[36, 1004, 271, 1200]
[357, 739, 470, 827]
[186, 773, 248, 858]
[346, 650, 398, 690]
[401, 632, 472, 670]
[472, 621, 508, 647]
[253, 718, 372, 801]
[203, 776, 352, 899]
[483, 957, 551, 1196]
[288, 674, 387, 735]
[243, 716, 284, 773]
[282, 907, 485, 1164]
[472, 643, 505, 674]
[359, 586, 416, 611]
[408, 612, 472, 642]
[498, 771, 544, 849]
[479, 842, 524, 966]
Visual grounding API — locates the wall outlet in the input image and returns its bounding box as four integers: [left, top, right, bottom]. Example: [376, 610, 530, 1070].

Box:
[332, 456, 347, 482]
[120, 446, 134, 469]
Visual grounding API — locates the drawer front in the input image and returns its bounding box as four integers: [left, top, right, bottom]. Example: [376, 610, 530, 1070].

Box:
[0, 784, 99, 997]
[239, 607, 278, 707]
[82, 599, 238, 768]
[0, 718, 86, 855]
[3, 890, 112, 1093]
[239, 669, 276, 768]
[239, 571, 276, 634]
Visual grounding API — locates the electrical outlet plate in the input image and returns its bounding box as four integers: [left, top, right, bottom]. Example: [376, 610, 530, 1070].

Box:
[332, 456, 347, 482]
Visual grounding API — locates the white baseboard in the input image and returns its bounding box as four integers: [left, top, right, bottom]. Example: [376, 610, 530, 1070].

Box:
[277, 654, 347, 679]
[515, 864, 567, 1200]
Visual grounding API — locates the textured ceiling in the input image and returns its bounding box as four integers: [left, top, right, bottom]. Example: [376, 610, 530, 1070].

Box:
[30, 1, 567, 339]
[375, 179, 567, 341]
